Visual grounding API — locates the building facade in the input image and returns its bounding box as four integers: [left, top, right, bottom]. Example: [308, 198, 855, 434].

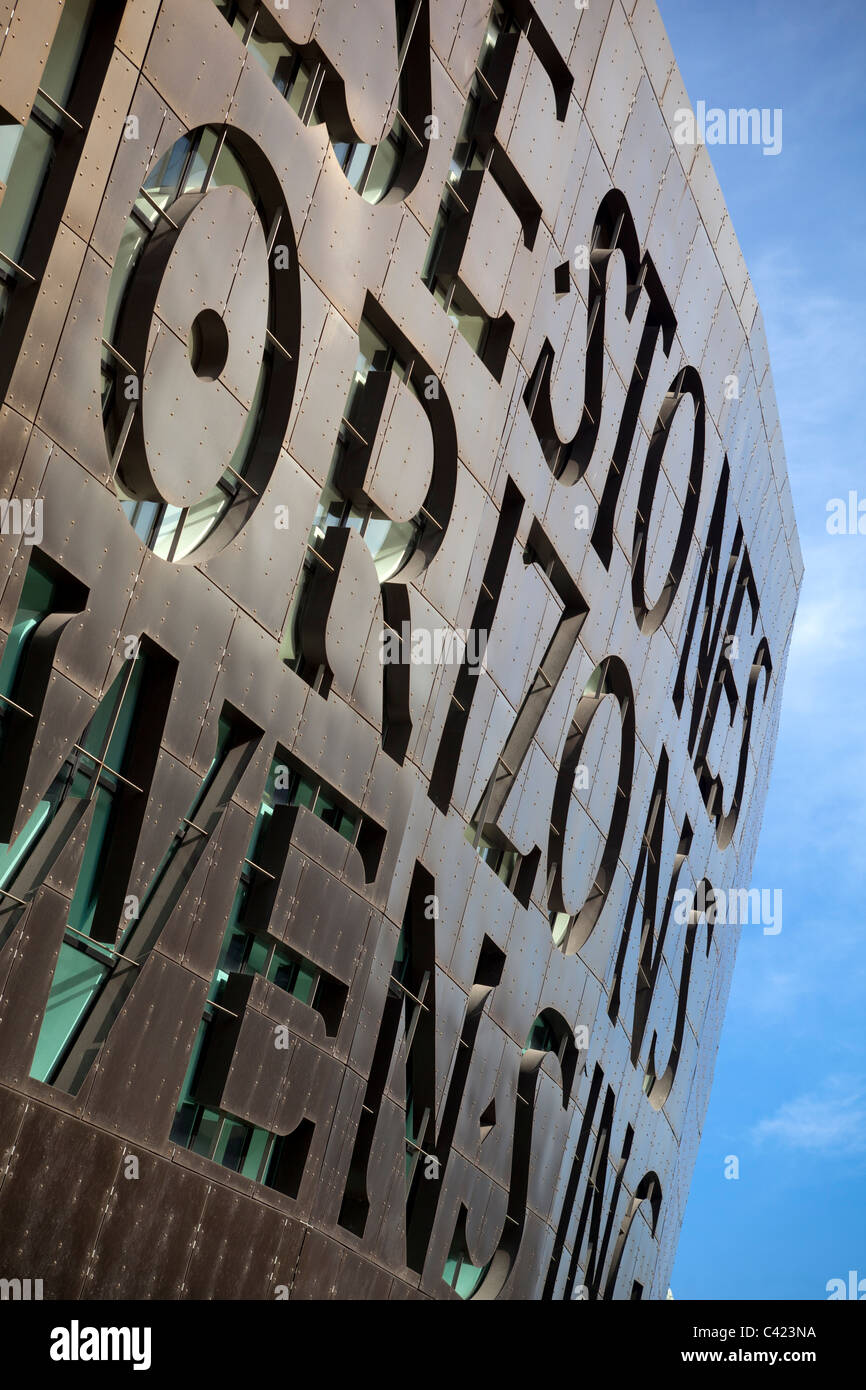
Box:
[0, 0, 800, 1299]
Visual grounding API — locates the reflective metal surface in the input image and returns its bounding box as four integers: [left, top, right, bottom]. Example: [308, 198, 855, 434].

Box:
[0, 0, 800, 1300]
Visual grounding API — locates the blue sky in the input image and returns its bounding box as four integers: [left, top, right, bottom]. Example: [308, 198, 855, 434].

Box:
[655, 0, 866, 1299]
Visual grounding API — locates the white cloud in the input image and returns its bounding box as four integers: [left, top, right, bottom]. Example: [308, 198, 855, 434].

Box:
[753, 1075, 866, 1155]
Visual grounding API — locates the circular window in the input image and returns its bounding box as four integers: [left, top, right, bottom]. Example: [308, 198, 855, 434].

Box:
[101, 126, 301, 564]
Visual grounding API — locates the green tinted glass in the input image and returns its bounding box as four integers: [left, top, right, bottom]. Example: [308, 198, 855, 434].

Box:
[66, 785, 115, 935]
[0, 117, 53, 263]
[41, 0, 95, 107]
[241, 1126, 270, 1180]
[30, 942, 107, 1083]
[0, 559, 56, 699]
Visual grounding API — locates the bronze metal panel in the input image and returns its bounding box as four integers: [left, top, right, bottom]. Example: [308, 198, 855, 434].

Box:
[297, 151, 400, 328]
[291, 1228, 345, 1300]
[0, 1082, 26, 1180]
[0, 416, 52, 597]
[194, 451, 311, 636]
[448, 0, 492, 93]
[80, 1151, 207, 1298]
[333, 1247, 393, 1300]
[201, 979, 291, 1132]
[0, 1103, 123, 1298]
[143, 0, 245, 129]
[80, 954, 210, 1146]
[379, 206, 457, 376]
[294, 681, 378, 805]
[116, 0, 163, 66]
[90, 78, 185, 265]
[314, 0, 400, 145]
[183, 1185, 286, 1299]
[227, 62, 326, 238]
[286, 857, 366, 978]
[366, 376, 434, 523]
[0, 890, 68, 1084]
[405, 54, 466, 236]
[0, 0, 63, 126]
[175, 800, 253, 973]
[6, 224, 89, 427]
[260, 0, 319, 46]
[64, 49, 139, 245]
[389, 1277, 427, 1299]
[0, 0, 800, 1306]
[288, 304, 358, 485]
[30, 247, 113, 472]
[30, 450, 137, 689]
[122, 561, 235, 762]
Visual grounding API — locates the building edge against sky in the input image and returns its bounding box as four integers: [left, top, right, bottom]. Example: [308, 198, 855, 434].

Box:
[0, 0, 799, 1300]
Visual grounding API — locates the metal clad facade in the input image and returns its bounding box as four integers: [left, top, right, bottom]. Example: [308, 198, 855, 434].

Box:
[0, 0, 801, 1300]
